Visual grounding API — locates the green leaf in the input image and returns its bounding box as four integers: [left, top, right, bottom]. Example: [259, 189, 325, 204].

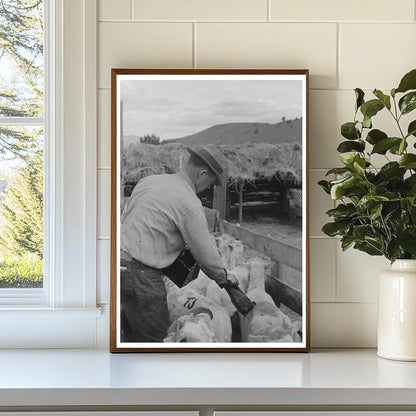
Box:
[355, 88, 365, 110]
[378, 162, 406, 181]
[330, 176, 358, 199]
[352, 224, 373, 240]
[341, 235, 355, 251]
[407, 120, 416, 137]
[322, 221, 351, 237]
[398, 227, 416, 255]
[389, 139, 408, 155]
[353, 158, 366, 174]
[399, 154, 416, 169]
[337, 140, 365, 153]
[395, 69, 416, 94]
[371, 137, 402, 154]
[373, 89, 391, 110]
[399, 92, 416, 115]
[326, 203, 356, 220]
[354, 241, 383, 256]
[360, 99, 384, 119]
[341, 122, 360, 140]
[399, 139, 407, 155]
[386, 240, 402, 263]
[357, 195, 389, 211]
[339, 152, 360, 167]
[318, 180, 331, 194]
[325, 167, 352, 176]
[369, 203, 383, 220]
[366, 129, 388, 145]
[363, 116, 372, 129]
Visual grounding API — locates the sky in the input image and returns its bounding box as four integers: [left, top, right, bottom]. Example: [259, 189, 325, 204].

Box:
[120, 78, 303, 141]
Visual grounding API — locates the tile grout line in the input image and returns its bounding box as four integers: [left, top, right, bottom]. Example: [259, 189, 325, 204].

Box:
[336, 22, 340, 90]
[97, 19, 415, 24]
[267, 0, 271, 22]
[310, 301, 378, 305]
[334, 229, 338, 303]
[193, 22, 197, 69]
[130, 0, 133, 20]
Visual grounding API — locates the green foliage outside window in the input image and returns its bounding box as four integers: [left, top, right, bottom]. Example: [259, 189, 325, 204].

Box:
[0, 0, 44, 288]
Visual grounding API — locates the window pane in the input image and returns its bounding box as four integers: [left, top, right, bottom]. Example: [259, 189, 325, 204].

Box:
[0, 0, 44, 117]
[0, 126, 43, 288]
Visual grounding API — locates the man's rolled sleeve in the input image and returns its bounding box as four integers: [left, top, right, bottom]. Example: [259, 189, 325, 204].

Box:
[177, 209, 227, 286]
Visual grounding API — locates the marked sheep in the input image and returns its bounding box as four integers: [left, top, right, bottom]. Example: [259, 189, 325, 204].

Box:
[164, 278, 232, 343]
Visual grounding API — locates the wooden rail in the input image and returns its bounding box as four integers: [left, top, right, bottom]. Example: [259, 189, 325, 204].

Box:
[265, 275, 302, 316]
[204, 207, 303, 316]
[219, 220, 302, 272]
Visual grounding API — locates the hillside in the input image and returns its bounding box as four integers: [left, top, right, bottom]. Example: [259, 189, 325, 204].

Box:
[123, 118, 302, 147]
[170, 118, 302, 147]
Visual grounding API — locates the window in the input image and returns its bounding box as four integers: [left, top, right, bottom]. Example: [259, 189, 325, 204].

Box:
[0, 0, 100, 347]
[0, 0, 45, 298]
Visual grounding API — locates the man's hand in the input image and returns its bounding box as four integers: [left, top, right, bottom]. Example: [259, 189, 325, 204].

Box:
[227, 272, 239, 286]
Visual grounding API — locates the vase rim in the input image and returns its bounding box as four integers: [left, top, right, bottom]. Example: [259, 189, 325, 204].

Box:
[391, 259, 416, 270]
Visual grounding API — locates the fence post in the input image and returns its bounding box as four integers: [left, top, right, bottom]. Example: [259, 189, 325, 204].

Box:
[213, 181, 227, 219]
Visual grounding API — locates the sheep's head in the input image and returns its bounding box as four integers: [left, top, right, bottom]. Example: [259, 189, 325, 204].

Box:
[164, 310, 216, 343]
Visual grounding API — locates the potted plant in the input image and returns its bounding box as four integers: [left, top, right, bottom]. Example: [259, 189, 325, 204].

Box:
[319, 68, 416, 361]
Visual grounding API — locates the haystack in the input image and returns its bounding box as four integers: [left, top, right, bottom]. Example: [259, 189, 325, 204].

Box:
[122, 142, 302, 186]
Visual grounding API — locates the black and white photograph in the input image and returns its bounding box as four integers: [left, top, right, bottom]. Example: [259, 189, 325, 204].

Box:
[110, 69, 309, 352]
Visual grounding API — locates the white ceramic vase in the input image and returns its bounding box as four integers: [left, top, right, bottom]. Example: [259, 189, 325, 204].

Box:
[378, 259, 416, 361]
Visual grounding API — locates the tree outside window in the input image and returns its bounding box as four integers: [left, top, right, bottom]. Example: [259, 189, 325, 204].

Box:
[0, 0, 44, 288]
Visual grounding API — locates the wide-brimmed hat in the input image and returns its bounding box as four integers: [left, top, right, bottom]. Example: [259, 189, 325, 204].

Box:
[186, 145, 228, 187]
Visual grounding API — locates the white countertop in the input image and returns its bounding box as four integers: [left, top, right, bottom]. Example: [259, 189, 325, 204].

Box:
[0, 348, 416, 408]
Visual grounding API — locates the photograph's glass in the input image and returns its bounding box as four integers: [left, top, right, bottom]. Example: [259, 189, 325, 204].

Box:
[110, 69, 310, 352]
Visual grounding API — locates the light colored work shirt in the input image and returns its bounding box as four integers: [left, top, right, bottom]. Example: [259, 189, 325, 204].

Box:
[120, 171, 227, 284]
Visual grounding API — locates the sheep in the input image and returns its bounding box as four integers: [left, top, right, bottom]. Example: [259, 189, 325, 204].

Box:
[183, 269, 212, 295]
[205, 266, 250, 316]
[215, 234, 245, 269]
[241, 258, 301, 343]
[164, 277, 232, 342]
[164, 312, 216, 343]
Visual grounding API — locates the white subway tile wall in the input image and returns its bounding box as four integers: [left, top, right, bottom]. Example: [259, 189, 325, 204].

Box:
[97, 239, 110, 305]
[311, 303, 378, 347]
[99, 0, 131, 21]
[196, 23, 338, 89]
[96, 0, 416, 347]
[310, 239, 336, 302]
[98, 90, 111, 168]
[270, 0, 414, 22]
[98, 22, 193, 88]
[132, 0, 269, 21]
[336, 245, 390, 303]
[98, 169, 111, 239]
[339, 24, 416, 90]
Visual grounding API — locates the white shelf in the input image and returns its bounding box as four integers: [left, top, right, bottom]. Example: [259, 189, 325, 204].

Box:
[0, 348, 415, 408]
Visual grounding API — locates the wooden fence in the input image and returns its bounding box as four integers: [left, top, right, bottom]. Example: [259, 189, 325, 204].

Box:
[204, 207, 303, 316]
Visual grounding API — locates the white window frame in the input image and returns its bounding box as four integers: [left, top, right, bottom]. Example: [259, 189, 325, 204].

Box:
[0, 0, 100, 348]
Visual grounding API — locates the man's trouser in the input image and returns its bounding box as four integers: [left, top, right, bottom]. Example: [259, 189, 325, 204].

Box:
[120, 258, 170, 342]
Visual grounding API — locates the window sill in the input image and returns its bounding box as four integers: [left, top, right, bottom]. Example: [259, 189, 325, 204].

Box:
[0, 306, 102, 316]
[0, 349, 415, 410]
[0, 307, 103, 348]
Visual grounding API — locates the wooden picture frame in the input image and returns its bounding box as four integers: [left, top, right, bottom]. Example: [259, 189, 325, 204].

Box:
[110, 69, 310, 352]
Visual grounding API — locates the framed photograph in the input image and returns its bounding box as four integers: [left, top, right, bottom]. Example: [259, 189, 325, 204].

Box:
[110, 69, 310, 352]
